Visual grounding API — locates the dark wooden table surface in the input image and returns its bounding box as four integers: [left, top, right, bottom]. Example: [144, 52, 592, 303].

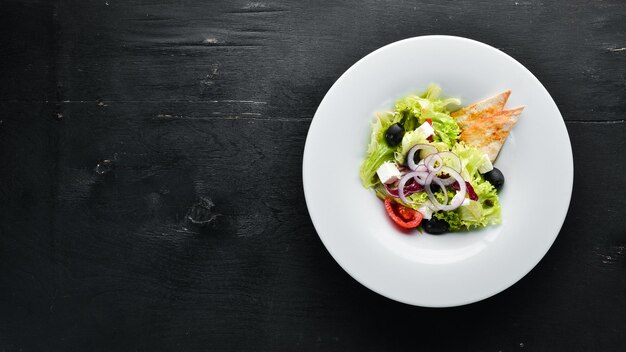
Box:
[1, 0, 625, 351]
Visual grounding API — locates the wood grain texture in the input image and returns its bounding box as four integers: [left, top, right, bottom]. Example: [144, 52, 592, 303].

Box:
[1, 0, 625, 351]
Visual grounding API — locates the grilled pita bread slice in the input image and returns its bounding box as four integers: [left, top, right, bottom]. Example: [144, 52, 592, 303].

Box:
[459, 106, 524, 162]
[451, 90, 511, 130]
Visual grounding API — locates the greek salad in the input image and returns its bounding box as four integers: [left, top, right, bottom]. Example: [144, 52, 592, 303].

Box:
[360, 84, 522, 234]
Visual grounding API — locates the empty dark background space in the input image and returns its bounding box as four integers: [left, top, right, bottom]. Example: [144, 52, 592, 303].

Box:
[1, 0, 624, 351]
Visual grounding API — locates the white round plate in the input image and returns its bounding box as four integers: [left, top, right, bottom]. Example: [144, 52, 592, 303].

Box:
[302, 36, 573, 307]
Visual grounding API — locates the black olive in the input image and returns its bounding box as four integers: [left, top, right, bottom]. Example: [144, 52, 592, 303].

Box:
[484, 199, 494, 207]
[422, 218, 449, 235]
[385, 123, 404, 147]
[429, 183, 441, 194]
[483, 167, 505, 191]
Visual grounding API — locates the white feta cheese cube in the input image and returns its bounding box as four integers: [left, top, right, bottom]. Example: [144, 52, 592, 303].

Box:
[416, 122, 435, 138]
[478, 154, 494, 174]
[376, 162, 402, 184]
[462, 198, 471, 206]
[417, 203, 433, 220]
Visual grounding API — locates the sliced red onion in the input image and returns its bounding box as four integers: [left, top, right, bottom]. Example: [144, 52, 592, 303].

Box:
[415, 164, 428, 173]
[437, 151, 462, 174]
[383, 183, 399, 197]
[453, 181, 478, 201]
[392, 150, 468, 210]
[424, 153, 443, 173]
[437, 172, 456, 186]
[424, 166, 467, 211]
[406, 144, 438, 170]
[414, 173, 428, 185]
[412, 164, 429, 185]
[467, 182, 478, 201]
[398, 171, 428, 204]
[384, 178, 423, 197]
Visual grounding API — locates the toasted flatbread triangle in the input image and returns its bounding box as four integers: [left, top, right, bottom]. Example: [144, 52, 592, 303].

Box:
[451, 90, 511, 130]
[459, 106, 524, 162]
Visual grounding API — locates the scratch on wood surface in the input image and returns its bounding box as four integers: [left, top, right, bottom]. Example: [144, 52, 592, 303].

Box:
[188, 42, 261, 48]
[243, 2, 267, 10]
[230, 2, 288, 14]
[594, 245, 624, 266]
[607, 47, 626, 52]
[200, 64, 219, 86]
[202, 37, 219, 44]
[566, 119, 625, 124]
[220, 100, 267, 104]
[34, 99, 268, 104]
[155, 113, 310, 122]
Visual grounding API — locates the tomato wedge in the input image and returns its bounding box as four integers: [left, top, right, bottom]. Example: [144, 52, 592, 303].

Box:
[384, 198, 423, 229]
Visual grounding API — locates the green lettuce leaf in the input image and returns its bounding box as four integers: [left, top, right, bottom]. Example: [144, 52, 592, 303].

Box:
[474, 178, 501, 225]
[432, 178, 502, 231]
[360, 112, 400, 187]
[360, 144, 394, 188]
[394, 96, 423, 131]
[394, 84, 462, 149]
[402, 192, 430, 209]
[421, 110, 461, 148]
[450, 142, 491, 182]
[422, 83, 461, 111]
[393, 84, 461, 135]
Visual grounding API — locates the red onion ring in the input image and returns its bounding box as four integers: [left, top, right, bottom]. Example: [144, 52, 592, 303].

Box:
[415, 164, 428, 173]
[398, 171, 428, 204]
[424, 166, 467, 211]
[436, 173, 456, 186]
[424, 153, 443, 173]
[412, 164, 429, 185]
[383, 150, 473, 211]
[406, 144, 438, 170]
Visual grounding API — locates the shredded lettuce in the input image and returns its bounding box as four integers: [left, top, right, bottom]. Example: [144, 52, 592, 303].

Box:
[450, 142, 491, 182]
[394, 84, 461, 149]
[359, 112, 400, 187]
[360, 143, 394, 188]
[422, 111, 461, 148]
[403, 192, 430, 209]
[433, 174, 502, 231]
[474, 178, 501, 225]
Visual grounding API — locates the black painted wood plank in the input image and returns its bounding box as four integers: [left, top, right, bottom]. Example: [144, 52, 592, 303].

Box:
[0, 1, 58, 101]
[1, 0, 625, 351]
[10, 0, 620, 121]
[1, 108, 624, 352]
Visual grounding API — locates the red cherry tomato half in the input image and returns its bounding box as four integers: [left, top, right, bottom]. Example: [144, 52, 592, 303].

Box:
[384, 198, 423, 229]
